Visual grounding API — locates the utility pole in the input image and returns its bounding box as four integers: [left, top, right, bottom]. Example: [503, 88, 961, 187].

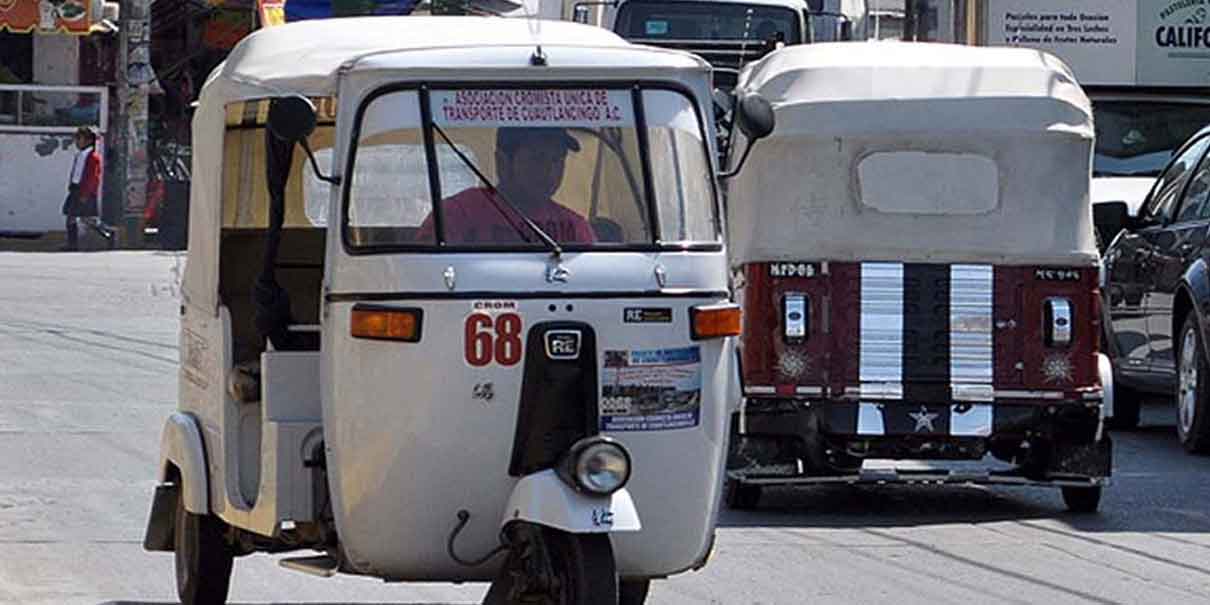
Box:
[115, 0, 152, 246]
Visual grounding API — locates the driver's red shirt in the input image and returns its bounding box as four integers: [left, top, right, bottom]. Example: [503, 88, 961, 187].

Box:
[417, 187, 595, 244]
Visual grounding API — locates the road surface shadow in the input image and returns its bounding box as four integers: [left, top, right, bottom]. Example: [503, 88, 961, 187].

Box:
[720, 401, 1210, 534]
[99, 602, 477, 605]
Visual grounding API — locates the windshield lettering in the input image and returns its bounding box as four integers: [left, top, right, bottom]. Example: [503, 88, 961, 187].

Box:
[346, 87, 717, 251]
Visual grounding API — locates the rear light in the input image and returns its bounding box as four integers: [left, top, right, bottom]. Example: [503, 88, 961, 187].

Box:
[783, 293, 808, 343]
[691, 303, 742, 340]
[351, 305, 423, 342]
[1044, 298, 1072, 347]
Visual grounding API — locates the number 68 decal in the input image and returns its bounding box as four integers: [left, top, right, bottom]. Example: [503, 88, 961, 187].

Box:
[465, 312, 523, 366]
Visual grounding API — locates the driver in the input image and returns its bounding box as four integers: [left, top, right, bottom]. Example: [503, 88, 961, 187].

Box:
[417, 127, 595, 244]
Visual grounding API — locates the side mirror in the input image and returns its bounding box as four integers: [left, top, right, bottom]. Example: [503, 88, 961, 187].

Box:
[267, 95, 317, 143]
[267, 95, 339, 185]
[735, 93, 775, 141]
[1093, 201, 1129, 249]
[719, 93, 775, 180]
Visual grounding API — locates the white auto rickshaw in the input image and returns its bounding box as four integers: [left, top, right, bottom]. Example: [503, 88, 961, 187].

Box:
[722, 43, 1113, 512]
[142, 16, 771, 604]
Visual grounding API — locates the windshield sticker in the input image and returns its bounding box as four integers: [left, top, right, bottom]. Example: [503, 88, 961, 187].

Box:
[432, 89, 635, 128]
[600, 346, 701, 431]
[645, 20, 669, 35]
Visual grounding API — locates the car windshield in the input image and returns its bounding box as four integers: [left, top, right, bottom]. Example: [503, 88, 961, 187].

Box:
[345, 86, 717, 250]
[615, 2, 801, 43]
[1093, 100, 1210, 178]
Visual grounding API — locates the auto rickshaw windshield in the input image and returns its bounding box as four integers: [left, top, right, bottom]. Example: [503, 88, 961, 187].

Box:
[344, 86, 719, 251]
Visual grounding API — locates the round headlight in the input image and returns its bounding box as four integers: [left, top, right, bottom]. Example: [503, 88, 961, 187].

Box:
[573, 440, 631, 495]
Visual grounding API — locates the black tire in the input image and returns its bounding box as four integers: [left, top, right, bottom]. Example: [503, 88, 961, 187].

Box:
[1176, 315, 1210, 454]
[485, 527, 617, 605]
[620, 579, 651, 605]
[1106, 382, 1142, 430]
[1061, 486, 1102, 513]
[174, 489, 234, 605]
[724, 478, 762, 510]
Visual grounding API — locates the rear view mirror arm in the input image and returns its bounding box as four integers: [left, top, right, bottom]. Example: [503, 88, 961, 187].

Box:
[718, 139, 757, 180]
[300, 138, 340, 186]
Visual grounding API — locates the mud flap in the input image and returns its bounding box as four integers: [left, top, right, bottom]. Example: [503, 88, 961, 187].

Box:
[143, 483, 179, 552]
[1050, 434, 1113, 479]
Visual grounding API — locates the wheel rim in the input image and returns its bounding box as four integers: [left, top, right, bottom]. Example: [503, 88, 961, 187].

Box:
[1180, 327, 1199, 436]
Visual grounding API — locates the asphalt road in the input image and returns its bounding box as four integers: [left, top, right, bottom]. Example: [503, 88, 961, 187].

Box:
[1, 252, 1209, 604]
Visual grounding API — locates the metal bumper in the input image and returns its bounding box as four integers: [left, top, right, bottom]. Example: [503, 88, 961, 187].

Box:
[731, 399, 1111, 484]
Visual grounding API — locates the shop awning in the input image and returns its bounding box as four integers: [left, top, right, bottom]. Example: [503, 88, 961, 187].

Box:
[0, 0, 97, 35]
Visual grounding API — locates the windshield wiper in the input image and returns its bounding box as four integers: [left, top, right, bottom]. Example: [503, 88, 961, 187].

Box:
[430, 123, 563, 257]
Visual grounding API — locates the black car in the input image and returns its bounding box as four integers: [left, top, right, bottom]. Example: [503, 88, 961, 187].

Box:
[1099, 124, 1210, 452]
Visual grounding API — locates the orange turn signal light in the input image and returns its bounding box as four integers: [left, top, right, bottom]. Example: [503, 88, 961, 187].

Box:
[350, 305, 423, 342]
[690, 303, 742, 340]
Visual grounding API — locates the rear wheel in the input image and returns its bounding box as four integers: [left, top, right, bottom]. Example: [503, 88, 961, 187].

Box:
[173, 488, 233, 605]
[1176, 315, 1210, 454]
[485, 525, 617, 605]
[1106, 382, 1142, 430]
[724, 478, 762, 510]
[1061, 486, 1102, 513]
[620, 579, 651, 604]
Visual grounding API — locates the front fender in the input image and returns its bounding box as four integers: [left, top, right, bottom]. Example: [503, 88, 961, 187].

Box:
[158, 412, 209, 514]
[1180, 258, 1210, 342]
[501, 470, 640, 534]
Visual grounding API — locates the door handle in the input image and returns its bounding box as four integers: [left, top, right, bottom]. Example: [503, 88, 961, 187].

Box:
[1180, 243, 1196, 255]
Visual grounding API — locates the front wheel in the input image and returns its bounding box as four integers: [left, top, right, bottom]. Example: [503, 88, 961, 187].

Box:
[486, 525, 617, 605]
[1061, 486, 1102, 513]
[1176, 315, 1210, 454]
[724, 478, 762, 510]
[173, 487, 234, 605]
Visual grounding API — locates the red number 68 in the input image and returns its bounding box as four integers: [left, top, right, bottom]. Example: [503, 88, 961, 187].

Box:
[464, 312, 523, 367]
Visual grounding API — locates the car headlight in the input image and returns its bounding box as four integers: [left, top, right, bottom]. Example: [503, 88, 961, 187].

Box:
[566, 437, 631, 495]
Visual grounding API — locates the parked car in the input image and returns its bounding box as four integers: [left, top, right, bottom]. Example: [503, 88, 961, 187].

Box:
[1099, 124, 1210, 449]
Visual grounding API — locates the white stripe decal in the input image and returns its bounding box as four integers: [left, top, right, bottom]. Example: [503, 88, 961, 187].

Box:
[857, 403, 886, 436]
[861, 263, 904, 397]
[950, 404, 993, 436]
[950, 264, 994, 387]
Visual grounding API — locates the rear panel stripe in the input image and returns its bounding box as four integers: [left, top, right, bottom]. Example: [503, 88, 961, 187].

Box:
[860, 263, 904, 394]
[950, 264, 994, 388]
[903, 264, 950, 402]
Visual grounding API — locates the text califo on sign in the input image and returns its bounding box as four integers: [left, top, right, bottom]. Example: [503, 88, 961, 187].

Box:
[1156, 24, 1210, 47]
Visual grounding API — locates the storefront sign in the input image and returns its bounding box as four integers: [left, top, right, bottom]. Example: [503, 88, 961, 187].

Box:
[0, 0, 94, 34]
[987, 0, 1210, 86]
[431, 89, 634, 127]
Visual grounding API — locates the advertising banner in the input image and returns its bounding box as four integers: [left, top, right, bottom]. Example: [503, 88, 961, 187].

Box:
[986, 0, 1210, 87]
[1137, 0, 1210, 85]
[0, 0, 94, 35]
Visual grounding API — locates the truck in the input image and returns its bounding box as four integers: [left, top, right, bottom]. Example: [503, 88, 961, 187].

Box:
[569, 0, 869, 89]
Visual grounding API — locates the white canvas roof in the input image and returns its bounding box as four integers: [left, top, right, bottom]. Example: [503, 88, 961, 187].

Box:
[728, 42, 1098, 267]
[185, 16, 711, 313]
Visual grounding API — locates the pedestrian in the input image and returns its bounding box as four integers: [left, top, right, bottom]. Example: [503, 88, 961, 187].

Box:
[61, 126, 115, 251]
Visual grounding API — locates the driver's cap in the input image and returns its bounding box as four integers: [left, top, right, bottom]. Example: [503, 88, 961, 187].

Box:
[496, 127, 581, 154]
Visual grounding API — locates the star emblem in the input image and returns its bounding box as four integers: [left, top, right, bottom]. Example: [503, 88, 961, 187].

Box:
[909, 406, 939, 432]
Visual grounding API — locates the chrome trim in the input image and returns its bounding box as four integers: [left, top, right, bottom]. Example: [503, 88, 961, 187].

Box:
[1046, 297, 1073, 347]
[784, 292, 807, 340]
[857, 403, 886, 436]
[950, 404, 993, 436]
[861, 382, 904, 399]
[795, 386, 824, 396]
[744, 386, 777, 395]
[860, 263, 904, 386]
[952, 384, 994, 402]
[951, 264, 994, 385]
